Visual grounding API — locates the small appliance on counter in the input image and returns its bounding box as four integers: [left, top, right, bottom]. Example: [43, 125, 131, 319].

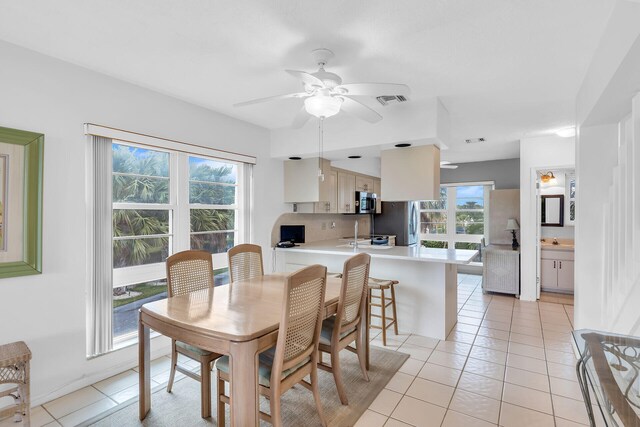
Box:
[374, 201, 419, 246]
[370, 236, 389, 245]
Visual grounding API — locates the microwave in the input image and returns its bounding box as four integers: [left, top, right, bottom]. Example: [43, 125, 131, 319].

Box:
[355, 191, 377, 214]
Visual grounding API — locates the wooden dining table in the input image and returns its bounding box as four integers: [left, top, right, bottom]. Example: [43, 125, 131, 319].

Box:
[138, 272, 369, 426]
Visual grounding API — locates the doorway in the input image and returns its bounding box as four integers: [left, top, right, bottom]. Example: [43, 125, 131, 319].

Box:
[535, 168, 575, 299]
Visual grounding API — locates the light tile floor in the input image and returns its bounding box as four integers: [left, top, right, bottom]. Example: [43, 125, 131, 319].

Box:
[1, 274, 597, 427]
[354, 274, 602, 427]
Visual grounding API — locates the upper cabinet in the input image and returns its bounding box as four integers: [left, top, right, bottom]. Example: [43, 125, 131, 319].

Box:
[381, 145, 440, 201]
[284, 157, 381, 214]
[284, 158, 333, 203]
[314, 169, 338, 213]
[355, 176, 374, 192]
[337, 172, 356, 213]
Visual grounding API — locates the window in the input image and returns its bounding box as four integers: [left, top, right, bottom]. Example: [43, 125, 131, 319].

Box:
[419, 183, 492, 258]
[110, 142, 248, 344]
[567, 173, 576, 225]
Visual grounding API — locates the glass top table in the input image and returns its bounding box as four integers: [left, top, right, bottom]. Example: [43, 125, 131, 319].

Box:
[572, 329, 640, 426]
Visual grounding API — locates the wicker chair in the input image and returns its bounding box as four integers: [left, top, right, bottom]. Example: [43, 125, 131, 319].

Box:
[228, 243, 264, 282]
[165, 250, 222, 419]
[318, 253, 371, 405]
[0, 341, 31, 424]
[216, 264, 328, 427]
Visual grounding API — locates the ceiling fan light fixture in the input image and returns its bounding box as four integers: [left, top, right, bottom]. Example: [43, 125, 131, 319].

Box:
[304, 95, 342, 119]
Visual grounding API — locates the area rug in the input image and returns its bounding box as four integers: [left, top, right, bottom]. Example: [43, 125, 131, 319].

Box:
[89, 346, 408, 427]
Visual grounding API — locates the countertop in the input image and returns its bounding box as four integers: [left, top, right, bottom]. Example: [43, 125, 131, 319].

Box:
[540, 242, 574, 252]
[275, 239, 478, 265]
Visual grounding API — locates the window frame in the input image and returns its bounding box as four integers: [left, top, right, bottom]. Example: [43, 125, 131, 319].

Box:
[420, 181, 493, 250]
[110, 141, 248, 345]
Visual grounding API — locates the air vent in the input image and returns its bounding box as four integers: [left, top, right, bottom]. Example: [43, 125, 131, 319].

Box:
[465, 138, 485, 144]
[376, 95, 408, 106]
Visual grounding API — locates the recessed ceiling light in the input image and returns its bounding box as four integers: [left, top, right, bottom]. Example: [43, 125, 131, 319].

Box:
[556, 127, 576, 138]
[465, 138, 485, 144]
[348, 155, 362, 159]
[288, 156, 302, 160]
[395, 143, 412, 148]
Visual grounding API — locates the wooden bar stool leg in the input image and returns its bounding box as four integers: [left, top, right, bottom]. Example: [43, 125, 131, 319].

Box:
[380, 288, 387, 346]
[390, 284, 399, 335]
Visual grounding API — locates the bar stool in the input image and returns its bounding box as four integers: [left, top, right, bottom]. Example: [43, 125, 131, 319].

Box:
[368, 278, 399, 346]
[0, 341, 31, 424]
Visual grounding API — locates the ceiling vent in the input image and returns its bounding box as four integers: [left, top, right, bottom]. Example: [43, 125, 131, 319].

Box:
[465, 137, 485, 144]
[376, 95, 408, 106]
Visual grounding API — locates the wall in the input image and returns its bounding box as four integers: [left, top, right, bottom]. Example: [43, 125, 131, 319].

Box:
[519, 136, 575, 301]
[440, 158, 520, 189]
[489, 190, 520, 245]
[574, 0, 640, 334]
[270, 214, 371, 247]
[0, 40, 286, 404]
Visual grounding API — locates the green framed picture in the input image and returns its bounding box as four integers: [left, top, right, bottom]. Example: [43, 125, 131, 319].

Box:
[0, 126, 43, 278]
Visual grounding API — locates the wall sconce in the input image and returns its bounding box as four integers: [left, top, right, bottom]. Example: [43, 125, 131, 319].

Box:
[540, 171, 558, 185]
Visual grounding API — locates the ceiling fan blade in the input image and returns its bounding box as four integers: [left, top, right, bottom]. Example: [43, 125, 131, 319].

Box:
[340, 96, 383, 123]
[234, 92, 307, 107]
[285, 70, 324, 88]
[291, 107, 312, 129]
[440, 165, 458, 169]
[336, 83, 410, 97]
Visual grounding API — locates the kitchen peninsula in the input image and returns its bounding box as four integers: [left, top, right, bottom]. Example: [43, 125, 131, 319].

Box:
[274, 240, 478, 339]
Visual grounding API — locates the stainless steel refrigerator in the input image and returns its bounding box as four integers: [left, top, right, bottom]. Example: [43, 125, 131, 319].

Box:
[374, 201, 420, 246]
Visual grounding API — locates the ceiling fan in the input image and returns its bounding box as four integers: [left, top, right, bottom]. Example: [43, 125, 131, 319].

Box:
[440, 161, 459, 169]
[234, 48, 410, 128]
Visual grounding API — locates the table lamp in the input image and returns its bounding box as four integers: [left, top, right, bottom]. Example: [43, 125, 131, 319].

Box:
[506, 219, 520, 250]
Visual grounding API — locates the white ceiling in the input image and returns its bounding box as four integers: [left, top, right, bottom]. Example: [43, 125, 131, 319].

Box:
[0, 0, 614, 162]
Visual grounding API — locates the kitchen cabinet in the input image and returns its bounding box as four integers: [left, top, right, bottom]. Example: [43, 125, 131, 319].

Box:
[381, 144, 440, 201]
[355, 176, 374, 192]
[338, 172, 356, 213]
[373, 178, 382, 213]
[314, 170, 338, 213]
[284, 158, 332, 203]
[540, 249, 574, 292]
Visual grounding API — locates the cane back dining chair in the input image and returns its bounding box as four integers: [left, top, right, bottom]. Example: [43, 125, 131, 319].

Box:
[216, 264, 328, 427]
[165, 250, 222, 418]
[318, 253, 371, 405]
[228, 243, 264, 283]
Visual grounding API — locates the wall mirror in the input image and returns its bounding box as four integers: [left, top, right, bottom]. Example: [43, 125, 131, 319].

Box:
[0, 126, 44, 278]
[541, 195, 564, 227]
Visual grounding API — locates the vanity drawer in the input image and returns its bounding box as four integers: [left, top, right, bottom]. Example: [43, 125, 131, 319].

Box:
[541, 249, 574, 261]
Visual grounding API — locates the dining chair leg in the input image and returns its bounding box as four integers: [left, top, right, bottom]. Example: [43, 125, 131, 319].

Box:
[356, 327, 369, 382]
[167, 341, 177, 393]
[380, 289, 387, 346]
[330, 347, 348, 405]
[367, 289, 372, 333]
[310, 364, 327, 427]
[270, 384, 283, 427]
[390, 284, 399, 335]
[216, 374, 225, 427]
[200, 356, 212, 418]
